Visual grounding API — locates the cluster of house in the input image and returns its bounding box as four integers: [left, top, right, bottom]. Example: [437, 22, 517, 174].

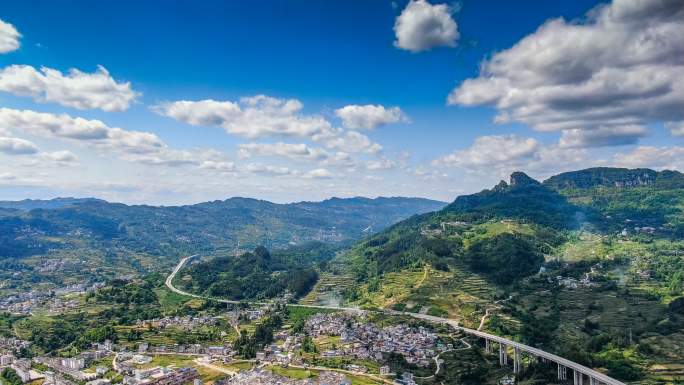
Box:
[305, 313, 440, 367]
[136, 342, 234, 358]
[0, 282, 103, 315]
[619, 226, 658, 237]
[121, 366, 199, 385]
[554, 262, 604, 289]
[555, 275, 597, 289]
[34, 349, 109, 382]
[420, 221, 469, 237]
[396, 372, 417, 385]
[0, 355, 40, 383]
[112, 352, 200, 385]
[0, 337, 31, 351]
[217, 368, 351, 385]
[135, 316, 220, 330]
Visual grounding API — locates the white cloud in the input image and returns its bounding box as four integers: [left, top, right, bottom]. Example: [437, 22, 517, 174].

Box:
[0, 136, 39, 155]
[432, 134, 592, 179]
[0, 65, 140, 111]
[667, 121, 684, 136]
[394, 0, 459, 52]
[448, 0, 684, 148]
[433, 135, 539, 168]
[237, 142, 328, 161]
[0, 108, 164, 153]
[614, 146, 684, 169]
[366, 158, 396, 170]
[121, 149, 199, 167]
[324, 131, 382, 154]
[42, 150, 78, 164]
[200, 160, 237, 172]
[153, 95, 334, 139]
[154, 95, 384, 154]
[244, 163, 298, 176]
[151, 99, 241, 126]
[0, 172, 16, 181]
[303, 168, 332, 179]
[0, 19, 20, 53]
[335, 104, 408, 129]
[559, 125, 647, 148]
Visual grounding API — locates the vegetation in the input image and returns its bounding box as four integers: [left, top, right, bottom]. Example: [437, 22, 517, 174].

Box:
[0, 196, 444, 293]
[177, 245, 329, 301]
[1, 368, 23, 385]
[337, 168, 684, 382]
[233, 313, 283, 358]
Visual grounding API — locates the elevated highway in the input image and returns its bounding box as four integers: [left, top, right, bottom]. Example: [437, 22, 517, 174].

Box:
[166, 255, 625, 385]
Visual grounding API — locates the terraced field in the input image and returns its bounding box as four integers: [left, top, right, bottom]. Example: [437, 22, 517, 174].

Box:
[343, 264, 500, 328]
[299, 273, 355, 307]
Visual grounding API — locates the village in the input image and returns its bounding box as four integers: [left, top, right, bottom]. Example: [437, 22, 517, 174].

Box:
[0, 282, 104, 315]
[0, 307, 448, 385]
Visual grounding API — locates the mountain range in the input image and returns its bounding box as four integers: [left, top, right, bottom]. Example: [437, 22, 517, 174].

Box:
[0, 195, 445, 292]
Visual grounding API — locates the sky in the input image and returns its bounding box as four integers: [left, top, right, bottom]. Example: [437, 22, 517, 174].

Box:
[0, 0, 682, 205]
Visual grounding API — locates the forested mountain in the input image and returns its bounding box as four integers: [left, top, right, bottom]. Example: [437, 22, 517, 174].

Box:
[0, 198, 103, 211]
[544, 167, 684, 190]
[337, 167, 684, 382]
[176, 243, 337, 301]
[0, 196, 444, 292]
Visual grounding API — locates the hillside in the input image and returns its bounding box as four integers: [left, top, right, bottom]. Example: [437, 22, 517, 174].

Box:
[0, 196, 445, 293]
[330, 167, 684, 383]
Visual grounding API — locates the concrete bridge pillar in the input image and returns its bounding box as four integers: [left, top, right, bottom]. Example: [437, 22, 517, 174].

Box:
[485, 339, 492, 353]
[589, 377, 598, 385]
[558, 364, 567, 381]
[574, 370, 584, 385]
[513, 347, 521, 373]
[499, 343, 508, 366]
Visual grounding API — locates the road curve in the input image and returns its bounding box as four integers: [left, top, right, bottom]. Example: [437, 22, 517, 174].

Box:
[166, 255, 625, 385]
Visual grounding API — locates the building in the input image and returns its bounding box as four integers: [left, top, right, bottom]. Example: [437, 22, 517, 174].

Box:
[1, 355, 14, 366]
[61, 357, 85, 370]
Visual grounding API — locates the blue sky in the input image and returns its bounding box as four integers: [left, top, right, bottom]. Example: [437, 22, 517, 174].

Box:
[0, 0, 682, 204]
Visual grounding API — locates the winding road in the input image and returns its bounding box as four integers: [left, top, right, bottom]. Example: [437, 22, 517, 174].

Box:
[166, 255, 625, 385]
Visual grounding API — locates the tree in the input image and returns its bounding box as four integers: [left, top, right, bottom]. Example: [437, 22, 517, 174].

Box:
[466, 233, 543, 285]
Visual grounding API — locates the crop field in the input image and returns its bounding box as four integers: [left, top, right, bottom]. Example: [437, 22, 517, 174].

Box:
[299, 273, 355, 307]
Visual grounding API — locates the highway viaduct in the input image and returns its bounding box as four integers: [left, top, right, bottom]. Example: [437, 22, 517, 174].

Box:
[167, 255, 625, 385]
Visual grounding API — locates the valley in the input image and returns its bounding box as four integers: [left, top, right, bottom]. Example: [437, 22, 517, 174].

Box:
[1, 167, 684, 385]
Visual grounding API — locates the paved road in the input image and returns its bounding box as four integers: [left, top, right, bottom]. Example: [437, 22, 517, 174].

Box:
[166, 255, 625, 385]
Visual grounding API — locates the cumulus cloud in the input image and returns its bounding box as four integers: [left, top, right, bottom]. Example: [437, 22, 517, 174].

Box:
[324, 131, 382, 154]
[614, 146, 684, 169]
[394, 0, 459, 52]
[237, 142, 328, 161]
[303, 168, 332, 179]
[366, 158, 396, 170]
[448, 0, 684, 148]
[0, 65, 140, 111]
[0, 108, 164, 153]
[42, 150, 78, 164]
[153, 95, 334, 139]
[433, 135, 539, 168]
[0, 19, 20, 53]
[0, 136, 39, 155]
[335, 104, 408, 129]
[244, 163, 297, 176]
[667, 121, 684, 136]
[559, 125, 647, 148]
[200, 160, 237, 172]
[154, 95, 384, 154]
[432, 134, 590, 177]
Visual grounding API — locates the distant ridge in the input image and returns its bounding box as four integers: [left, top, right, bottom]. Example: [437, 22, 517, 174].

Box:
[0, 197, 103, 211]
[543, 167, 684, 190]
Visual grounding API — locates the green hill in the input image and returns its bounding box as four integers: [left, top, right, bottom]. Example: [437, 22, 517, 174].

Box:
[0, 196, 445, 292]
[335, 167, 684, 383]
